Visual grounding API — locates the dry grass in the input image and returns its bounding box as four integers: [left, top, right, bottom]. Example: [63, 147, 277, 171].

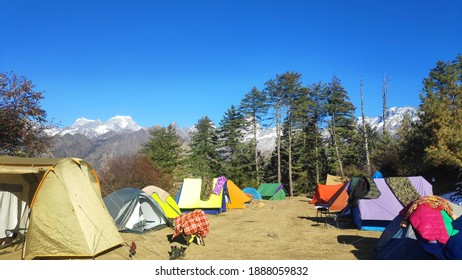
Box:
[0, 196, 383, 260]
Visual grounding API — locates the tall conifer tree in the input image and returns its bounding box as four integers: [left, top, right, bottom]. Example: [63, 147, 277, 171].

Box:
[188, 116, 221, 179]
[418, 55, 462, 170]
[239, 87, 269, 185]
[324, 76, 358, 178]
[218, 105, 251, 186]
[140, 124, 184, 180]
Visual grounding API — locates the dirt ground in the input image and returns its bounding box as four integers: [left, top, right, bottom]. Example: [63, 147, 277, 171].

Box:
[0, 196, 383, 260]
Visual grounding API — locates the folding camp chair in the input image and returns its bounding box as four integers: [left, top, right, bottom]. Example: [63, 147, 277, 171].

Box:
[314, 183, 348, 228]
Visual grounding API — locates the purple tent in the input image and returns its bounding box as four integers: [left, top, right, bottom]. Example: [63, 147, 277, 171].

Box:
[351, 176, 433, 231]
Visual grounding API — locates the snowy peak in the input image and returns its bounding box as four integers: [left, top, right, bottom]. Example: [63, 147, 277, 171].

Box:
[105, 116, 142, 132]
[359, 106, 419, 134]
[47, 116, 142, 138]
[46, 106, 419, 149]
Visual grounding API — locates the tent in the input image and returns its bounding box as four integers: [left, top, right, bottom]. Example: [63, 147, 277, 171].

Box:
[325, 174, 346, 185]
[142, 185, 181, 219]
[103, 188, 170, 233]
[258, 183, 287, 200]
[0, 156, 124, 259]
[226, 180, 251, 209]
[242, 187, 262, 200]
[372, 170, 384, 178]
[349, 176, 433, 231]
[310, 183, 344, 204]
[314, 183, 349, 227]
[376, 197, 462, 260]
[175, 177, 228, 214]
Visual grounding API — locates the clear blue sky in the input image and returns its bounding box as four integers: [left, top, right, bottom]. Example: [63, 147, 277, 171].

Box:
[1, 0, 461, 128]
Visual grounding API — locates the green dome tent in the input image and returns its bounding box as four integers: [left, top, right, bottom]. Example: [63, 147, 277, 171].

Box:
[257, 183, 287, 200]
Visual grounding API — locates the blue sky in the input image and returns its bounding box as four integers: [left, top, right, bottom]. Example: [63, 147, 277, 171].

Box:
[1, 0, 461, 128]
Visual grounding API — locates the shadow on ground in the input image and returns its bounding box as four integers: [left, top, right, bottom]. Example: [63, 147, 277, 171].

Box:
[337, 235, 380, 260]
[297, 215, 358, 229]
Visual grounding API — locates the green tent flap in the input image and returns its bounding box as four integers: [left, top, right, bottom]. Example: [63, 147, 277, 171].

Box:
[258, 183, 287, 200]
[269, 189, 286, 200]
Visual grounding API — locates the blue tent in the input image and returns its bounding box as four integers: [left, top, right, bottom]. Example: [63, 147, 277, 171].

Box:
[372, 170, 383, 178]
[242, 187, 262, 200]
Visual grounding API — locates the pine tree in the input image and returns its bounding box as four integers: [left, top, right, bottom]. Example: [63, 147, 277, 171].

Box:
[217, 105, 252, 186]
[418, 54, 462, 170]
[278, 72, 303, 196]
[239, 86, 269, 185]
[188, 116, 221, 179]
[264, 75, 284, 184]
[139, 124, 184, 180]
[324, 76, 358, 178]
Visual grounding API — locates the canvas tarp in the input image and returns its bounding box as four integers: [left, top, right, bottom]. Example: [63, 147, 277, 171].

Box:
[0, 156, 123, 259]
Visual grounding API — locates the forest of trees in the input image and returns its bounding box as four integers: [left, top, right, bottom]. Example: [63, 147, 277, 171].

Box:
[134, 54, 462, 195]
[2, 54, 461, 195]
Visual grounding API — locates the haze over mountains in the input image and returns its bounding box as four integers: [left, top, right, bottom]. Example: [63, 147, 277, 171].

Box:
[46, 106, 418, 170]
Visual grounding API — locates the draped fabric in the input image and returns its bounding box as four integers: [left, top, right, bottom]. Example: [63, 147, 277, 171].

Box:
[385, 177, 421, 207]
[173, 209, 210, 239]
[212, 176, 227, 195]
[347, 177, 381, 207]
[399, 196, 457, 245]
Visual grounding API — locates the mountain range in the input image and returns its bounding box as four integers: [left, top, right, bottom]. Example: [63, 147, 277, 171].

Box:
[45, 106, 419, 170]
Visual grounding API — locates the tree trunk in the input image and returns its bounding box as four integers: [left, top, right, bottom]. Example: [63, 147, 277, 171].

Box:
[382, 73, 389, 135]
[276, 108, 282, 183]
[315, 122, 320, 183]
[253, 118, 260, 185]
[360, 79, 372, 175]
[330, 113, 344, 178]
[288, 121, 293, 196]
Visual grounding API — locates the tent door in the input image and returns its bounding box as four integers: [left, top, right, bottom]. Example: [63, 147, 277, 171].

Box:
[0, 184, 25, 247]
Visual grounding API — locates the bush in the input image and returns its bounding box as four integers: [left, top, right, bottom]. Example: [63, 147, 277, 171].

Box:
[98, 153, 175, 196]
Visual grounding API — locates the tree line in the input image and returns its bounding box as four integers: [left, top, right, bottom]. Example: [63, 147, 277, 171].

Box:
[2, 54, 461, 195]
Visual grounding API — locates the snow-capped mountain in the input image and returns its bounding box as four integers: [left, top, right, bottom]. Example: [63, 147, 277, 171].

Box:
[46, 115, 142, 138]
[46, 106, 419, 170]
[359, 106, 419, 134]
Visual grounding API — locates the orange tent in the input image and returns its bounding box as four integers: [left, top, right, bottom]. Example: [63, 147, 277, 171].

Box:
[226, 180, 251, 209]
[309, 183, 344, 204]
[325, 184, 349, 212]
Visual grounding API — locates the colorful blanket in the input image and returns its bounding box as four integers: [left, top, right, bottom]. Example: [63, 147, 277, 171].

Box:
[212, 176, 227, 195]
[400, 196, 457, 245]
[173, 209, 210, 239]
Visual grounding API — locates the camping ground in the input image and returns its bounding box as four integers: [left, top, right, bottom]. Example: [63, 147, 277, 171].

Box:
[0, 196, 382, 260]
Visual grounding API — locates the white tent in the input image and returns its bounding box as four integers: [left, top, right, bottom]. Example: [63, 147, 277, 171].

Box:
[103, 188, 171, 233]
